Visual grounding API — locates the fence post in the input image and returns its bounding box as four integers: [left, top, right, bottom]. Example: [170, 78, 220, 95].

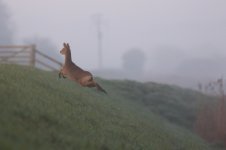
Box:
[30, 44, 36, 67]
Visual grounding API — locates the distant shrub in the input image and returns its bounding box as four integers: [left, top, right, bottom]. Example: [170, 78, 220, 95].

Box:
[195, 78, 226, 147]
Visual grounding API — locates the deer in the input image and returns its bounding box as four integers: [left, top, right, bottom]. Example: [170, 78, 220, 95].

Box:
[59, 43, 107, 94]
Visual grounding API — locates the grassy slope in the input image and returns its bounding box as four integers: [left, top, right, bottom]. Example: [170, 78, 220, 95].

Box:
[0, 64, 210, 150]
[107, 80, 213, 129]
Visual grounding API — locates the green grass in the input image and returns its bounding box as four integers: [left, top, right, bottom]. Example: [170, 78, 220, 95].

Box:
[0, 64, 212, 150]
[106, 80, 214, 129]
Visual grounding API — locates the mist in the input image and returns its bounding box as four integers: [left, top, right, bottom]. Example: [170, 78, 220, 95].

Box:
[1, 1, 226, 148]
[2, 0, 226, 88]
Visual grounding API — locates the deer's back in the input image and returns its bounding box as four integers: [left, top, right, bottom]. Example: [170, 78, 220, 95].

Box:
[64, 63, 92, 81]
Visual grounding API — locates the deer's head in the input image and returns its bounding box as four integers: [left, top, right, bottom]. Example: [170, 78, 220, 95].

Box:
[60, 43, 70, 55]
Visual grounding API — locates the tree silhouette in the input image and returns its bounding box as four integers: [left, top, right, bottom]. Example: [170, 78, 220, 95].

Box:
[0, 0, 14, 44]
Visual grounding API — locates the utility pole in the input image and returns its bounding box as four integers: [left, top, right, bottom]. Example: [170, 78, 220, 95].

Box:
[93, 14, 103, 69]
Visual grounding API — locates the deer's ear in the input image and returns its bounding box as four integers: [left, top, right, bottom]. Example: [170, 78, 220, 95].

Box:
[63, 43, 67, 48]
[66, 43, 70, 49]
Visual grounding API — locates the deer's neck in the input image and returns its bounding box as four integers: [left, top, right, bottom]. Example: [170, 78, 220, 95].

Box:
[65, 50, 72, 64]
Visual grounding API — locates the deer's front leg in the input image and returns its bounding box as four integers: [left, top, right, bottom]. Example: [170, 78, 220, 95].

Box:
[62, 74, 66, 78]
[58, 68, 62, 78]
[59, 69, 65, 79]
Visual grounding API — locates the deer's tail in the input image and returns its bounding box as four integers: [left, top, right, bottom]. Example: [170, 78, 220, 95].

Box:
[96, 83, 107, 94]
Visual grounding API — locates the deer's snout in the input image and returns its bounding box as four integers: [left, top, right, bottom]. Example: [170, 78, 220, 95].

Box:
[60, 49, 65, 55]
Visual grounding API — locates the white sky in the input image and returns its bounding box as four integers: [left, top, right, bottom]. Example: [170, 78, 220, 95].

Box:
[2, 0, 226, 73]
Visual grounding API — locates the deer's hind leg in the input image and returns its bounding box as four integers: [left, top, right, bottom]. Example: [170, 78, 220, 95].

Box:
[79, 76, 107, 93]
[79, 76, 96, 87]
[86, 82, 97, 87]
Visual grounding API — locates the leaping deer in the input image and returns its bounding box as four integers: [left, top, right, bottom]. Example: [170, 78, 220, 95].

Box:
[59, 43, 107, 94]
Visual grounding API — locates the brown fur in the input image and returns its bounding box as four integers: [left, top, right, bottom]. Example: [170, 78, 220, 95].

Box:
[59, 43, 107, 94]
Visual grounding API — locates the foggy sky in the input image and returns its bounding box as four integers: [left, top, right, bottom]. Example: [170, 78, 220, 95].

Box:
[2, 0, 226, 86]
